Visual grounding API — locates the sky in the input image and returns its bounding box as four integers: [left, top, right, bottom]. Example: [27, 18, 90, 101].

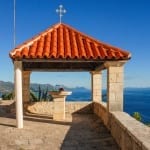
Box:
[0, 0, 150, 89]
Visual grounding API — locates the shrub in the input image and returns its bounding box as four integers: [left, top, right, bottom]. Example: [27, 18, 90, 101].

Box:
[132, 112, 142, 121]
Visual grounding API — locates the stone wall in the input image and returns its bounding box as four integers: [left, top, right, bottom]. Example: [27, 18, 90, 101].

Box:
[66, 102, 93, 114]
[27, 101, 92, 115]
[93, 102, 108, 126]
[110, 112, 150, 150]
[93, 102, 150, 150]
[0, 100, 15, 114]
[27, 102, 54, 115]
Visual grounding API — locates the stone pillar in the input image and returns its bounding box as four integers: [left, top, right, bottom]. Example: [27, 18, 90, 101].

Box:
[105, 61, 125, 111]
[50, 91, 72, 120]
[22, 71, 31, 109]
[14, 61, 23, 128]
[91, 71, 102, 103]
[53, 95, 66, 120]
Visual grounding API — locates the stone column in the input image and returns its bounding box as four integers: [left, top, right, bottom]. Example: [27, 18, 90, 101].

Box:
[14, 61, 23, 128]
[91, 71, 102, 103]
[22, 71, 31, 109]
[105, 61, 125, 111]
[50, 91, 72, 120]
[53, 95, 66, 120]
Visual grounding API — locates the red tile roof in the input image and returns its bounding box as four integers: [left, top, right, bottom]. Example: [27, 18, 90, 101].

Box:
[9, 23, 131, 60]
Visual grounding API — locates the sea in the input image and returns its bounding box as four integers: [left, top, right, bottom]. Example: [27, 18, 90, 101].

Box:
[66, 88, 150, 124]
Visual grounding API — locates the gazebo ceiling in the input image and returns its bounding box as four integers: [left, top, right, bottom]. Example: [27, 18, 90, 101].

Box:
[9, 23, 131, 71]
[22, 61, 103, 71]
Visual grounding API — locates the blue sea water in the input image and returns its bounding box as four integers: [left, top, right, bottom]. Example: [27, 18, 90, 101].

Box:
[124, 88, 150, 123]
[66, 88, 150, 123]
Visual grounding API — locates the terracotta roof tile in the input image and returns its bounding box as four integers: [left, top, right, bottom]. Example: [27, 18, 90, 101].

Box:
[9, 23, 131, 60]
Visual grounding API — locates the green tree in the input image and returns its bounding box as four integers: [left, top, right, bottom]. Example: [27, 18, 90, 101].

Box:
[132, 112, 142, 121]
[1, 92, 14, 100]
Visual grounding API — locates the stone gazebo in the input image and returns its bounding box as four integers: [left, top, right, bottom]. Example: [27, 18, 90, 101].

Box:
[9, 23, 131, 128]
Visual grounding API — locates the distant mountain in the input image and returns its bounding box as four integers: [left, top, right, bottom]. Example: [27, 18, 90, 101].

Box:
[0, 81, 90, 97]
[0, 81, 14, 93]
[0, 81, 54, 96]
[30, 83, 54, 92]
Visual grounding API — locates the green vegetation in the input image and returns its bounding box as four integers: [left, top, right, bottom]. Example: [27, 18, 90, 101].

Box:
[132, 112, 142, 121]
[1, 85, 52, 101]
[1, 92, 14, 100]
[30, 85, 52, 102]
[147, 124, 150, 127]
[30, 91, 38, 102]
[132, 112, 150, 127]
[0, 81, 54, 98]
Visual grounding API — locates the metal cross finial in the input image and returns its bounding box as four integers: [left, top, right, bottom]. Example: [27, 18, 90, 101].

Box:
[56, 5, 66, 23]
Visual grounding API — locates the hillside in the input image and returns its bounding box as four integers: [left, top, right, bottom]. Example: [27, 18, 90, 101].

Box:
[0, 81, 54, 96]
[0, 81, 90, 97]
[0, 81, 14, 94]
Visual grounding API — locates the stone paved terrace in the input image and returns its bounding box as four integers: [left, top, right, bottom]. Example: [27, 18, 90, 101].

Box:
[0, 112, 119, 150]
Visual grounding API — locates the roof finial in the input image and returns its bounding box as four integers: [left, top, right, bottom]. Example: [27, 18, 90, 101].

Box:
[56, 5, 66, 23]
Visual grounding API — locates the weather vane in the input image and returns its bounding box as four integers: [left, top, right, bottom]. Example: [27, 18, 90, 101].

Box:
[56, 5, 66, 23]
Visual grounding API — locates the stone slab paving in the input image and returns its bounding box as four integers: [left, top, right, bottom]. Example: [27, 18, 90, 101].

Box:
[0, 112, 119, 150]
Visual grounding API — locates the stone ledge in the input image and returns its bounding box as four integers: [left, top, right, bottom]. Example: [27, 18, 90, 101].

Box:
[26, 101, 93, 115]
[93, 102, 150, 150]
[27, 101, 53, 115]
[93, 102, 108, 126]
[65, 101, 93, 114]
[110, 111, 150, 150]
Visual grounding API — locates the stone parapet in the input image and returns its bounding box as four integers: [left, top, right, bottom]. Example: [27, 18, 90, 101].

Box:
[65, 102, 93, 114]
[26, 101, 92, 115]
[93, 102, 150, 150]
[110, 112, 150, 150]
[27, 102, 54, 115]
[93, 102, 108, 126]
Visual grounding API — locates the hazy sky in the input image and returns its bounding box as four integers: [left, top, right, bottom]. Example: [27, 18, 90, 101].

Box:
[0, 0, 150, 88]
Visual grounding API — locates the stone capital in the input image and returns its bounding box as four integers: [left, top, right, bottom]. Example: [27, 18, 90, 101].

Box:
[90, 71, 102, 75]
[14, 61, 22, 70]
[104, 61, 127, 68]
